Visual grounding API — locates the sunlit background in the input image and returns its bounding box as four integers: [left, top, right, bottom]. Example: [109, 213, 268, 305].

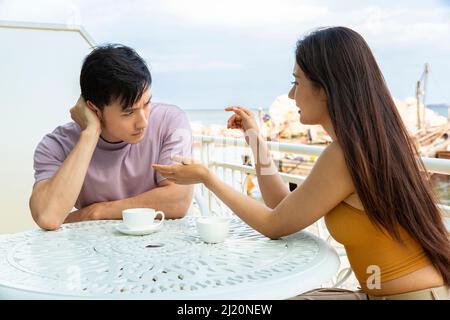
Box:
[1, 0, 449, 233]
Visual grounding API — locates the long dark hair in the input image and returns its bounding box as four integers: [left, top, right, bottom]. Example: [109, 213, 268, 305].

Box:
[295, 26, 450, 285]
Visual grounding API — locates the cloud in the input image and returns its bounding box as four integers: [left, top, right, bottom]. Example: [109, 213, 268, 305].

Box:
[157, 0, 329, 28]
[0, 0, 76, 24]
[353, 6, 450, 48]
[2, 0, 448, 50]
[142, 53, 242, 72]
[152, 0, 450, 50]
[1, 0, 449, 101]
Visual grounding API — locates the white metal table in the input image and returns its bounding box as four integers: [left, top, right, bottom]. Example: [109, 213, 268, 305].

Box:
[0, 217, 339, 299]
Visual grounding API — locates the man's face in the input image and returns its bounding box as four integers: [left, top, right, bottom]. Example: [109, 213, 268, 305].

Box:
[99, 89, 152, 144]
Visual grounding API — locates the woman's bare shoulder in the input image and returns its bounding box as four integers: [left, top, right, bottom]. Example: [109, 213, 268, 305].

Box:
[324, 142, 364, 210]
[320, 141, 346, 164]
[312, 140, 357, 196]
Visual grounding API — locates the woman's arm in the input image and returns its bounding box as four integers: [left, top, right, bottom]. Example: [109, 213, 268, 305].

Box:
[153, 142, 355, 239]
[226, 107, 289, 208]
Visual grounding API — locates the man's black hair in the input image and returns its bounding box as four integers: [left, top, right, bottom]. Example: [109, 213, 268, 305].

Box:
[80, 44, 151, 110]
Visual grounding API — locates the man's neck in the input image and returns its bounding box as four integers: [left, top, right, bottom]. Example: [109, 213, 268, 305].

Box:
[100, 134, 123, 144]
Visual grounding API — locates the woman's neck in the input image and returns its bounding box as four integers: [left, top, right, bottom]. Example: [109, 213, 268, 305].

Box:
[321, 119, 337, 141]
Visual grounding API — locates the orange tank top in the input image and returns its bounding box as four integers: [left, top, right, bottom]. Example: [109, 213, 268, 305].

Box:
[324, 202, 431, 288]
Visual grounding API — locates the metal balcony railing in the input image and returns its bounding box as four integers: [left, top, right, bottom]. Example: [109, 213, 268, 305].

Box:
[193, 135, 450, 217]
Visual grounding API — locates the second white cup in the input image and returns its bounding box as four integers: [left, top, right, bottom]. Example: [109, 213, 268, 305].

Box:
[196, 216, 230, 243]
[122, 208, 165, 229]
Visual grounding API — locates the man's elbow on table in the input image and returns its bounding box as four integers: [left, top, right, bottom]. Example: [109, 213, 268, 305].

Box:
[31, 210, 64, 231]
[36, 216, 63, 231]
[29, 197, 65, 231]
[163, 185, 194, 219]
[166, 207, 189, 219]
[166, 195, 193, 219]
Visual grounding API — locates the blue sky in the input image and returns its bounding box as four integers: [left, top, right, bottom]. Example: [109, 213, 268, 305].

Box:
[1, 0, 449, 109]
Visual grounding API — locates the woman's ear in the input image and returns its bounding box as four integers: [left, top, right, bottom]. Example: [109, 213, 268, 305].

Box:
[86, 100, 103, 120]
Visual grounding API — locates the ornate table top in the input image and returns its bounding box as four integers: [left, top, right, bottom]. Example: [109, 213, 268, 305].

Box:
[0, 218, 339, 299]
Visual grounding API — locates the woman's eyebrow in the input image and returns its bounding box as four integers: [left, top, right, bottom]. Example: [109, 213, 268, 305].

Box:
[292, 73, 299, 78]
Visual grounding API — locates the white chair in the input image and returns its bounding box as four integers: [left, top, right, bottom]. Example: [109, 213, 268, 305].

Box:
[190, 186, 209, 216]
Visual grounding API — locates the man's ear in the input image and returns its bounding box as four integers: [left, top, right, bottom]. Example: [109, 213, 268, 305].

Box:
[86, 100, 103, 120]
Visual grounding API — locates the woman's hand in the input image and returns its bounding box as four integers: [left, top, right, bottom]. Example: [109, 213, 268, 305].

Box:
[225, 106, 259, 144]
[70, 95, 101, 135]
[152, 156, 212, 185]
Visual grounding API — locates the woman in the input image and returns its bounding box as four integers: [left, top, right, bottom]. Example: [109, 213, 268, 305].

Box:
[153, 26, 450, 300]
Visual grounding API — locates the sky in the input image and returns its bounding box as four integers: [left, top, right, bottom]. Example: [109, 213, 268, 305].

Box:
[1, 0, 450, 110]
[0, 0, 449, 232]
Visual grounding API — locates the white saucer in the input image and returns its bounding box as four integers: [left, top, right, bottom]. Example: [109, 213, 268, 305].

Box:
[115, 222, 163, 236]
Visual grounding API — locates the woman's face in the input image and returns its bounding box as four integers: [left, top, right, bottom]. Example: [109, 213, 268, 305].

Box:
[288, 63, 329, 126]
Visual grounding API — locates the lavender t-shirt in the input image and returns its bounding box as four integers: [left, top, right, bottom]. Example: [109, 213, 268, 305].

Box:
[33, 102, 192, 209]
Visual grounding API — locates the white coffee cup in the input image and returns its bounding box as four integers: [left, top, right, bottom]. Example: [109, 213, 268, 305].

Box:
[122, 208, 165, 230]
[196, 216, 230, 243]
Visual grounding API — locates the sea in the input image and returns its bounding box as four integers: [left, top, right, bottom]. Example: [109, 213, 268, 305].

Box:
[428, 104, 450, 118]
[185, 108, 262, 126]
[185, 105, 449, 126]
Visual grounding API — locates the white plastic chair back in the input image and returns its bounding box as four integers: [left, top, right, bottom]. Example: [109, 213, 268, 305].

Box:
[190, 186, 209, 216]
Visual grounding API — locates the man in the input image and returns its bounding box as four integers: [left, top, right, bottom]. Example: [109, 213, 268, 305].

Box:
[29, 44, 193, 230]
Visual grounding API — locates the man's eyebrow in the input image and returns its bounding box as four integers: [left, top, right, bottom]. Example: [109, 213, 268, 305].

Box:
[122, 107, 138, 112]
[122, 96, 152, 112]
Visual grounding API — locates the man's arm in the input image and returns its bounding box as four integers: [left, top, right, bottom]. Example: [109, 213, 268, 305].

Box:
[30, 129, 99, 230]
[64, 180, 194, 223]
[29, 96, 101, 230]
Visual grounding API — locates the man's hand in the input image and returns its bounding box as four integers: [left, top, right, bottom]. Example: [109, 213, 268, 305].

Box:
[70, 95, 101, 135]
[63, 202, 106, 224]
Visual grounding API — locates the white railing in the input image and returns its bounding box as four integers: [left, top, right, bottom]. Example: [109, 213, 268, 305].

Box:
[0, 20, 96, 47]
[193, 134, 450, 216]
